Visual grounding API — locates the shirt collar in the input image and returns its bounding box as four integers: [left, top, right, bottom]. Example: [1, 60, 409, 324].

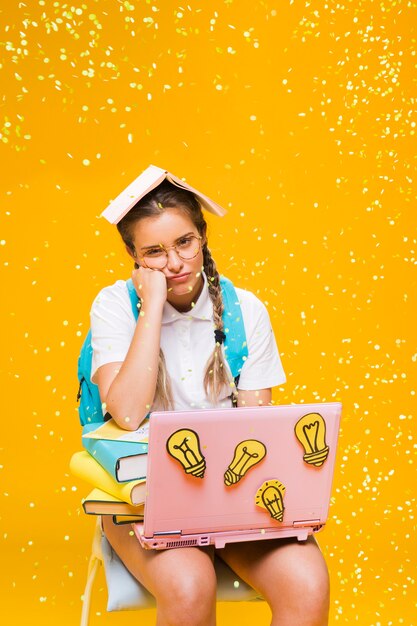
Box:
[161, 272, 213, 324]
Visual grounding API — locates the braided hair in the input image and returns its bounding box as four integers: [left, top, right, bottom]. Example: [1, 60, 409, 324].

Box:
[202, 244, 237, 404]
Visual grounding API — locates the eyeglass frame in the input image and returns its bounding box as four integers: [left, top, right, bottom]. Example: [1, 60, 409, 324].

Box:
[138, 234, 203, 270]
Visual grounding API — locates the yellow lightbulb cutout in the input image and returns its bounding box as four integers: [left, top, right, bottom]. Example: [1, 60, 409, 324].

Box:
[224, 440, 266, 486]
[166, 429, 206, 478]
[255, 480, 286, 522]
[294, 412, 329, 467]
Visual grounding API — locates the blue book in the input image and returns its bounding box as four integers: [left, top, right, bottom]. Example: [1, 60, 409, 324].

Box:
[82, 423, 148, 483]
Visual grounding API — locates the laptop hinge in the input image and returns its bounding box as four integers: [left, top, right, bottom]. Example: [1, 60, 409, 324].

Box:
[293, 519, 321, 527]
[154, 530, 182, 536]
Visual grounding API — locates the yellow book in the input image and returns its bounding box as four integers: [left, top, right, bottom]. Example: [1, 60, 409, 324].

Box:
[70, 451, 146, 505]
[82, 488, 145, 516]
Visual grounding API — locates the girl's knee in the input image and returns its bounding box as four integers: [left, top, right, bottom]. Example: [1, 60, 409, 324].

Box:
[155, 564, 217, 626]
[294, 565, 330, 617]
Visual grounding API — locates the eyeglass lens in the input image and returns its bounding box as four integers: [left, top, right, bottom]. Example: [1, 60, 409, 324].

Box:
[142, 236, 201, 269]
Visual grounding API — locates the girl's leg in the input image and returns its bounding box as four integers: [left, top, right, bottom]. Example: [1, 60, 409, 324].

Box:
[102, 517, 217, 626]
[217, 536, 330, 626]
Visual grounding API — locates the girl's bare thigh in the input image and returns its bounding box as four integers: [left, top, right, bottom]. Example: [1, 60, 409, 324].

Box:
[216, 536, 330, 625]
[101, 516, 216, 601]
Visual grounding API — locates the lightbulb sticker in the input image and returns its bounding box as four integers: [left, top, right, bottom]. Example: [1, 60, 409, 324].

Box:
[166, 429, 206, 478]
[294, 413, 329, 467]
[224, 439, 267, 486]
[255, 480, 286, 522]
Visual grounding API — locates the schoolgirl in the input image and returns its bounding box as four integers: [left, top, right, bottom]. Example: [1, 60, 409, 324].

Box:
[90, 178, 330, 626]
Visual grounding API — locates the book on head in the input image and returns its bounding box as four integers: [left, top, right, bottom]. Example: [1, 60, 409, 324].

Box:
[101, 164, 227, 224]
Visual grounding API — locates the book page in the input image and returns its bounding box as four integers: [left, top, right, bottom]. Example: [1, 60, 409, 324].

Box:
[166, 172, 227, 216]
[101, 165, 166, 223]
[83, 418, 149, 443]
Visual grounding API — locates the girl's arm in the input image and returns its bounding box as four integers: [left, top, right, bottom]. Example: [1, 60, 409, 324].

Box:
[94, 268, 167, 430]
[237, 388, 272, 408]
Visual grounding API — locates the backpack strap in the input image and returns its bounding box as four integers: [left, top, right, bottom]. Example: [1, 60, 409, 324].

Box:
[126, 278, 140, 321]
[219, 276, 248, 380]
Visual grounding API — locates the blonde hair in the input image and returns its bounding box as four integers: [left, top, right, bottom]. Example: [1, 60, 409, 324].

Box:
[116, 180, 236, 410]
[202, 244, 237, 405]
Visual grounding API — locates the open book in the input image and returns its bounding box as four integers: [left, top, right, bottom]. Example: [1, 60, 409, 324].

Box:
[101, 164, 227, 224]
[82, 418, 149, 443]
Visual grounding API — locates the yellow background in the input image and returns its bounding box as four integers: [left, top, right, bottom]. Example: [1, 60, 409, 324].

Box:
[1, 1, 416, 624]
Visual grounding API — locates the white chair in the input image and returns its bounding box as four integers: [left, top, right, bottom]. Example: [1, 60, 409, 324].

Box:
[81, 519, 264, 626]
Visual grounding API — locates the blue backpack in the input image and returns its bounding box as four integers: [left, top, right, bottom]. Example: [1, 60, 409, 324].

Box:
[77, 276, 248, 425]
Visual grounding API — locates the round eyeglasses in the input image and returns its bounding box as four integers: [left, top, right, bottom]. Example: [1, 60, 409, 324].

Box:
[140, 235, 202, 270]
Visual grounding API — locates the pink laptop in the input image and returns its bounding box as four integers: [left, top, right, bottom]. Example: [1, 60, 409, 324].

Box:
[133, 402, 342, 550]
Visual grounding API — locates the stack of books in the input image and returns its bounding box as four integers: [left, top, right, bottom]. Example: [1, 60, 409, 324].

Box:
[70, 419, 149, 525]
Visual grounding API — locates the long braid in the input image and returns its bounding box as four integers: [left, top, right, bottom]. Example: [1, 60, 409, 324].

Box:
[154, 349, 174, 411]
[203, 244, 237, 404]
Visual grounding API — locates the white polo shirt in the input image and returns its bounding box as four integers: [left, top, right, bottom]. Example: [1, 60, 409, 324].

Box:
[90, 274, 286, 411]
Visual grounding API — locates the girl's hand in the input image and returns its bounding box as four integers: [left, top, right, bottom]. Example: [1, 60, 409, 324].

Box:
[132, 266, 167, 306]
